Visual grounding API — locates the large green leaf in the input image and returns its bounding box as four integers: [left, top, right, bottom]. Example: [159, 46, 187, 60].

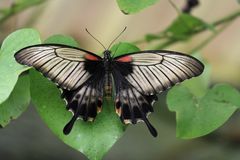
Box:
[0, 74, 30, 127]
[167, 84, 240, 139]
[116, 0, 160, 14]
[0, 28, 41, 104]
[30, 70, 125, 160]
[30, 36, 138, 160]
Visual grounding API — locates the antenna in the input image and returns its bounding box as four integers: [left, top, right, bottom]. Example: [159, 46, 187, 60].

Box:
[107, 26, 127, 50]
[85, 28, 106, 50]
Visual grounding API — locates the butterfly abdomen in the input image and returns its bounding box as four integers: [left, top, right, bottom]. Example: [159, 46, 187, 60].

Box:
[104, 72, 112, 98]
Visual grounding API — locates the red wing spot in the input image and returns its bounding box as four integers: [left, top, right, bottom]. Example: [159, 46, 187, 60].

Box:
[84, 54, 100, 61]
[116, 56, 132, 62]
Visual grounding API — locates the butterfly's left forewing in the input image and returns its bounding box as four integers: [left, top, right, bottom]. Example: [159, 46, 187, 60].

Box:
[15, 44, 102, 90]
[112, 50, 204, 136]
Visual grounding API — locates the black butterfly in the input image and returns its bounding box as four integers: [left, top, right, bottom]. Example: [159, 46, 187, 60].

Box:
[14, 43, 204, 137]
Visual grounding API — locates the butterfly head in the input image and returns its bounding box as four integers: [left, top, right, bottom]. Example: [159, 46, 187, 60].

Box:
[103, 50, 112, 60]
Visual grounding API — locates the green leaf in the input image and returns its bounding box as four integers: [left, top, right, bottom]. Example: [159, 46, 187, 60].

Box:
[116, 0, 160, 14]
[165, 13, 213, 40]
[44, 35, 79, 47]
[13, 0, 46, 8]
[30, 70, 125, 160]
[0, 74, 30, 127]
[30, 36, 134, 160]
[13, 0, 46, 12]
[145, 34, 164, 42]
[167, 84, 240, 139]
[110, 42, 140, 58]
[0, 28, 41, 105]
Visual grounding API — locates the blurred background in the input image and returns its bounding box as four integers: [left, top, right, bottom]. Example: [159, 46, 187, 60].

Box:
[1, 0, 240, 160]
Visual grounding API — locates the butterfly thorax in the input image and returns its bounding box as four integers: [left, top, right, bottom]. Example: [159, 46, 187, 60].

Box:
[103, 50, 113, 98]
[103, 50, 112, 63]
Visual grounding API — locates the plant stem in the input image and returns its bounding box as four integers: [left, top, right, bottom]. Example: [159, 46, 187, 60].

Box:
[0, 0, 46, 24]
[134, 9, 240, 48]
[190, 21, 233, 53]
[213, 10, 240, 26]
[155, 39, 177, 50]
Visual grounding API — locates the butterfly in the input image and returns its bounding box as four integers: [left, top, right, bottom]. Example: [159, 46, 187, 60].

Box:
[14, 41, 204, 137]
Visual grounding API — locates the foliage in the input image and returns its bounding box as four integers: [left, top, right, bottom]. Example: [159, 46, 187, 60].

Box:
[168, 84, 240, 139]
[144, 13, 213, 46]
[1, 1, 240, 160]
[30, 68, 126, 160]
[116, 0, 160, 14]
[0, 74, 30, 127]
[0, 29, 40, 105]
[111, 42, 140, 57]
[44, 35, 80, 47]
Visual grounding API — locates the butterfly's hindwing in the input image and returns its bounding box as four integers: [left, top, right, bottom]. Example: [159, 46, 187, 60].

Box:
[14, 44, 102, 91]
[112, 68, 158, 137]
[61, 63, 105, 134]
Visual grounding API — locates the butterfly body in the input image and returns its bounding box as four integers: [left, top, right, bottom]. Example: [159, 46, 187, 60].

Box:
[15, 43, 204, 137]
[102, 50, 113, 98]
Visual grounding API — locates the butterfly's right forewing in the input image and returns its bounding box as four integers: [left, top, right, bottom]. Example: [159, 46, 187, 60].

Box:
[113, 51, 204, 95]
